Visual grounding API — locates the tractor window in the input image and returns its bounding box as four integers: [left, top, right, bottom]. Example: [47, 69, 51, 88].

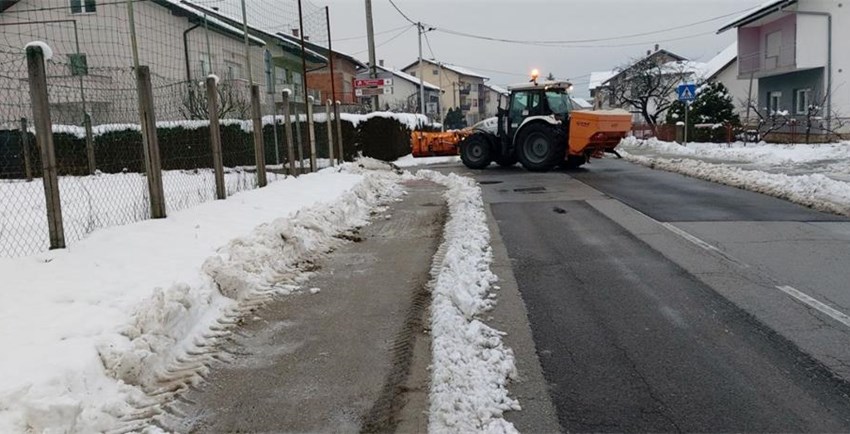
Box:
[546, 91, 572, 115]
[509, 91, 529, 128]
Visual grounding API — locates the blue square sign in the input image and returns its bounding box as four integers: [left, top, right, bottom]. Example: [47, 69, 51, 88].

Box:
[677, 83, 696, 101]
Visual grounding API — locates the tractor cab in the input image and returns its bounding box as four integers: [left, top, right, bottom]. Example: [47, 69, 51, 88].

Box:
[500, 80, 574, 146]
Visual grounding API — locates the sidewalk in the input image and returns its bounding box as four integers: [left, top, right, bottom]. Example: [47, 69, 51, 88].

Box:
[161, 179, 446, 433]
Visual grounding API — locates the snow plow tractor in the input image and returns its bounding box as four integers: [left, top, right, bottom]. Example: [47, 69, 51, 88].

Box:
[412, 79, 632, 171]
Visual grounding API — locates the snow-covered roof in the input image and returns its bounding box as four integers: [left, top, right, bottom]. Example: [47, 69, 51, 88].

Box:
[164, 0, 265, 46]
[571, 97, 592, 109]
[485, 84, 509, 95]
[588, 71, 616, 90]
[374, 64, 440, 91]
[718, 0, 796, 33]
[401, 59, 489, 80]
[697, 42, 737, 80]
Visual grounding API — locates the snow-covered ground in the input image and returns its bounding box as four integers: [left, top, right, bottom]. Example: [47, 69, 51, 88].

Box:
[394, 153, 460, 168]
[0, 169, 279, 257]
[618, 137, 850, 216]
[0, 160, 517, 433]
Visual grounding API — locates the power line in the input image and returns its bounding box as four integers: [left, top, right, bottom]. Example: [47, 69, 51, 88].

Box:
[332, 24, 412, 42]
[352, 24, 415, 55]
[425, 6, 752, 47]
[386, 0, 417, 25]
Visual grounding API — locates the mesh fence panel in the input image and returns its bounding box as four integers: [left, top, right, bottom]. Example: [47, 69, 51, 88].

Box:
[0, 0, 332, 257]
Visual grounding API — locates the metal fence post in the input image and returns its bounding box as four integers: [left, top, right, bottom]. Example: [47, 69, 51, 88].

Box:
[26, 46, 65, 249]
[83, 112, 96, 175]
[20, 117, 33, 181]
[281, 90, 297, 176]
[334, 100, 344, 163]
[325, 99, 335, 166]
[294, 105, 304, 173]
[307, 96, 317, 172]
[135, 65, 166, 219]
[207, 76, 226, 200]
[250, 84, 267, 187]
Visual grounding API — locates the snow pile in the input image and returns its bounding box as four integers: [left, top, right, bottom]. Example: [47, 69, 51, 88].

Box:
[418, 170, 519, 433]
[394, 153, 460, 168]
[619, 138, 850, 216]
[0, 161, 403, 433]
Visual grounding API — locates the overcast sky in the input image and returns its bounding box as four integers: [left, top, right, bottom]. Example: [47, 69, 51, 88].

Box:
[216, 0, 764, 97]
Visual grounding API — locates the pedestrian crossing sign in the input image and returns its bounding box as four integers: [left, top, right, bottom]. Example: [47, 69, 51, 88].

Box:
[677, 84, 696, 101]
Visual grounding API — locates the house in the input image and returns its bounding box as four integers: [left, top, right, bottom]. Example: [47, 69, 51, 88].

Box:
[588, 70, 615, 109]
[0, 0, 325, 125]
[355, 64, 440, 115]
[179, 2, 327, 107]
[481, 84, 509, 119]
[697, 42, 758, 120]
[594, 47, 701, 124]
[275, 31, 367, 105]
[718, 0, 848, 136]
[570, 97, 593, 110]
[401, 59, 490, 126]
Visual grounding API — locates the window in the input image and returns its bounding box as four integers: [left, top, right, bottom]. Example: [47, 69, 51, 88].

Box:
[274, 66, 287, 87]
[70, 0, 96, 14]
[768, 91, 782, 114]
[224, 61, 242, 80]
[199, 53, 211, 77]
[545, 91, 572, 115]
[765, 31, 782, 58]
[410, 71, 416, 77]
[432, 69, 438, 76]
[795, 88, 811, 114]
[509, 91, 529, 128]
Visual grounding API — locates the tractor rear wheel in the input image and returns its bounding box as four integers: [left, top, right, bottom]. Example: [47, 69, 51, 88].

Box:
[459, 134, 492, 169]
[516, 124, 564, 172]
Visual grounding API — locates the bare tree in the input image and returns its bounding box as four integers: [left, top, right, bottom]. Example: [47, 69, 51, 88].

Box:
[609, 58, 693, 134]
[180, 79, 250, 120]
[802, 94, 847, 143]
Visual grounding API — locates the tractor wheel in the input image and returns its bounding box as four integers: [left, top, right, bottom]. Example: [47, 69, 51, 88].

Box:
[495, 153, 518, 167]
[459, 134, 492, 169]
[516, 124, 565, 172]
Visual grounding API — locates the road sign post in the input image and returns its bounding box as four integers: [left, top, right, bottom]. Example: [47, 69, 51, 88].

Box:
[677, 83, 696, 146]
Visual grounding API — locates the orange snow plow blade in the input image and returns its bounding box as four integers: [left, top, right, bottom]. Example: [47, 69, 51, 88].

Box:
[410, 131, 468, 157]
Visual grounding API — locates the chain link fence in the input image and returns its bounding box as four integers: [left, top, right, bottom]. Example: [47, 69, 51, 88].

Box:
[0, 0, 341, 257]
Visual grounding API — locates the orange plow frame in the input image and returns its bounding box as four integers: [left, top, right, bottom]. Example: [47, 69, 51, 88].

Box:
[410, 130, 469, 157]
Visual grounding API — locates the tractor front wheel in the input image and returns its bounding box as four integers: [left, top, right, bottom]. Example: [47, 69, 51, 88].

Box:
[459, 134, 492, 169]
[517, 124, 564, 172]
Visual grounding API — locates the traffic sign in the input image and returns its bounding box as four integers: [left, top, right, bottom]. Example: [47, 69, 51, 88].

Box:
[354, 78, 393, 88]
[677, 83, 696, 101]
[355, 87, 392, 97]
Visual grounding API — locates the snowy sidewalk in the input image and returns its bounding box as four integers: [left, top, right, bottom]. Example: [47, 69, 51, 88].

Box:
[160, 179, 447, 432]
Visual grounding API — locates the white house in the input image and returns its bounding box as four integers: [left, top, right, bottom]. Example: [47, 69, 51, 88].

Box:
[401, 59, 490, 126]
[358, 64, 441, 115]
[697, 42, 759, 121]
[0, 0, 304, 125]
[718, 0, 849, 136]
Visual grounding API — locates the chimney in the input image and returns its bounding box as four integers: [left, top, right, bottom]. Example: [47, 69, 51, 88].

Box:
[654, 43, 659, 52]
[647, 49, 651, 56]
[379, 59, 384, 67]
[292, 28, 299, 37]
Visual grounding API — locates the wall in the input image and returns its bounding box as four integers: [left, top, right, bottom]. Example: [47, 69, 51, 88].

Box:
[715, 58, 759, 120]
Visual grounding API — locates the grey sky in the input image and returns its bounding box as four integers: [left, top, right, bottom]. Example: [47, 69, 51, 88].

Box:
[216, 0, 764, 97]
[326, 0, 763, 97]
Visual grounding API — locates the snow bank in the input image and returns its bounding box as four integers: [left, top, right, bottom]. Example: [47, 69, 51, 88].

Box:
[0, 162, 403, 432]
[418, 170, 519, 433]
[620, 147, 850, 216]
[393, 153, 460, 168]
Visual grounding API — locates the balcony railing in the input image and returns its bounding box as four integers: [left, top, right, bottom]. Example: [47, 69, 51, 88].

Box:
[739, 45, 797, 76]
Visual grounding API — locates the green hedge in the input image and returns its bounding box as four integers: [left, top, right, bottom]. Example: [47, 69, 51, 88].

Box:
[0, 114, 416, 179]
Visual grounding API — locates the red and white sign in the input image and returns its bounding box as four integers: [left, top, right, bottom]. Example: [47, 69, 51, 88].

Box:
[354, 78, 393, 88]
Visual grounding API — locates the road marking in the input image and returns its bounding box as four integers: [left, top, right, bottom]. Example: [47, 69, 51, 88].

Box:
[776, 285, 850, 329]
[660, 222, 749, 268]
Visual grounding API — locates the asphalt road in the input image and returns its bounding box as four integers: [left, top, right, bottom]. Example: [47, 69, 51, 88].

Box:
[453, 158, 850, 432]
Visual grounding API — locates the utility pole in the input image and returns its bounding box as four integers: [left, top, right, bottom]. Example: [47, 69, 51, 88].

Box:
[325, 7, 337, 105]
[364, 0, 378, 110]
[298, 0, 310, 135]
[417, 22, 425, 120]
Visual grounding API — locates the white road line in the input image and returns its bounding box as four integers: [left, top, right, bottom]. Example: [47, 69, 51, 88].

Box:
[660, 222, 749, 268]
[776, 285, 850, 329]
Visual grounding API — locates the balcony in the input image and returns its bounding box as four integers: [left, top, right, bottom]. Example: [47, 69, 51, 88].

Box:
[459, 103, 472, 112]
[736, 13, 827, 78]
[457, 83, 472, 95]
